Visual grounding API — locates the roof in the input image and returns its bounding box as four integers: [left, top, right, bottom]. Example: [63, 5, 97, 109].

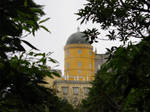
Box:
[66, 32, 89, 45]
[54, 80, 90, 84]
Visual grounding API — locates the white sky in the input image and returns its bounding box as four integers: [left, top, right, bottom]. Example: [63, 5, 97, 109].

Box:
[25, 0, 120, 74]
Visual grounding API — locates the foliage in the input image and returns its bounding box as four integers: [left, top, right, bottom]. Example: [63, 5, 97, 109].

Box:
[77, 0, 149, 43]
[48, 98, 75, 112]
[80, 39, 150, 112]
[0, 0, 50, 58]
[0, 0, 74, 112]
[77, 0, 150, 112]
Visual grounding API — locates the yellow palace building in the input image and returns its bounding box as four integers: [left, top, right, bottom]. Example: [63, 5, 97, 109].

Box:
[53, 30, 107, 106]
[64, 31, 95, 81]
[44, 30, 107, 106]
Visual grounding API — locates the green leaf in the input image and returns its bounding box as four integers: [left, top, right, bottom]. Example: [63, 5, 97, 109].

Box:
[13, 38, 25, 51]
[24, 0, 28, 7]
[19, 52, 25, 60]
[48, 57, 57, 63]
[39, 58, 46, 65]
[23, 26, 31, 33]
[51, 71, 60, 77]
[40, 25, 51, 33]
[34, 53, 44, 57]
[39, 18, 50, 24]
[22, 40, 39, 50]
[29, 52, 34, 56]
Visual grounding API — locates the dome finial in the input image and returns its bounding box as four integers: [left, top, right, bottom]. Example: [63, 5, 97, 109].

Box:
[77, 27, 80, 32]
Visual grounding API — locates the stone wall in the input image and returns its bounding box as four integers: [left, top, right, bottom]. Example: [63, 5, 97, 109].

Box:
[95, 54, 107, 72]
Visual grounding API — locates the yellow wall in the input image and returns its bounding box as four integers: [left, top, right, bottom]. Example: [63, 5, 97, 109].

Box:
[64, 44, 95, 81]
[54, 80, 92, 106]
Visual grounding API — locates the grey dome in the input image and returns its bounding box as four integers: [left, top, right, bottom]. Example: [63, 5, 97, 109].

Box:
[66, 32, 89, 45]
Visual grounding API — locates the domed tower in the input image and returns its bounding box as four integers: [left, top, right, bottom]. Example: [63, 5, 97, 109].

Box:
[64, 31, 95, 81]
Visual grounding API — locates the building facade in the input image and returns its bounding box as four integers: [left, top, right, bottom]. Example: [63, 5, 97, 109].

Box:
[44, 30, 107, 106]
[54, 80, 91, 106]
[53, 31, 107, 106]
[64, 32, 95, 81]
[95, 54, 107, 72]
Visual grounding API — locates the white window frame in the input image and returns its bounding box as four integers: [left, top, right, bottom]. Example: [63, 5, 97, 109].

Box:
[62, 87, 68, 95]
[73, 87, 79, 95]
[84, 87, 89, 95]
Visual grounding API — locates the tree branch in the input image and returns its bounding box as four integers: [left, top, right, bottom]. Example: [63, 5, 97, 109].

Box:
[131, 7, 150, 13]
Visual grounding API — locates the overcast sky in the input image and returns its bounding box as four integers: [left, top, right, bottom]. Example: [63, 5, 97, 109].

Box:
[25, 0, 120, 74]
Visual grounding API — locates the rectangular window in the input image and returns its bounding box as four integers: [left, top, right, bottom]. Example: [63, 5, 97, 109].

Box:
[78, 70, 81, 74]
[67, 63, 69, 68]
[73, 87, 79, 95]
[67, 50, 69, 55]
[62, 87, 68, 95]
[84, 87, 89, 95]
[78, 62, 81, 67]
[89, 51, 92, 56]
[98, 64, 101, 69]
[78, 49, 81, 54]
[89, 63, 92, 69]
